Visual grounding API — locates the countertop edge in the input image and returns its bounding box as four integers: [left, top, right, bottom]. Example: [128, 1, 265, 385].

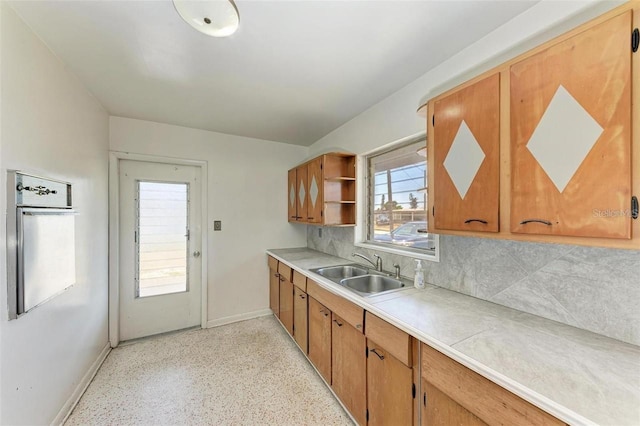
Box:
[267, 249, 598, 426]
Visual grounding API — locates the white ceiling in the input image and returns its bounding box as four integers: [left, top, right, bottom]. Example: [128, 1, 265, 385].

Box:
[9, 1, 538, 146]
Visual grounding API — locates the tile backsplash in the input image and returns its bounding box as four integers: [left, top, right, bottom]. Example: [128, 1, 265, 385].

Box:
[307, 226, 640, 346]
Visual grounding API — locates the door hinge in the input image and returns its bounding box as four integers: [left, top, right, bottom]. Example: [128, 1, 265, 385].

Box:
[432, 206, 435, 217]
[366, 409, 369, 422]
[432, 115, 435, 126]
[365, 346, 369, 358]
[423, 392, 427, 407]
[632, 196, 638, 219]
[412, 383, 416, 399]
[320, 210, 323, 217]
[632, 28, 639, 52]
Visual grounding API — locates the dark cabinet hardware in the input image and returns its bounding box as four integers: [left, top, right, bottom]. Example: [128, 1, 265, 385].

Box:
[370, 348, 385, 360]
[464, 219, 488, 224]
[520, 219, 552, 226]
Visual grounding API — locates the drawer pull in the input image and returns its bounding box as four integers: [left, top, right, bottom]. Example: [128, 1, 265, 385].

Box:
[520, 219, 552, 226]
[464, 218, 488, 224]
[370, 348, 385, 360]
[274, 273, 280, 278]
[319, 309, 329, 317]
[333, 319, 343, 327]
[299, 294, 306, 299]
[279, 276, 285, 282]
[307, 217, 314, 220]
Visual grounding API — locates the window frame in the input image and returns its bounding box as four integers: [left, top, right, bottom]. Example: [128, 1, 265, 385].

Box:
[354, 132, 439, 262]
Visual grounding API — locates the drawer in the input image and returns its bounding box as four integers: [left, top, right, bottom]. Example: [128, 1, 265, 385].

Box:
[267, 255, 278, 271]
[277, 262, 293, 281]
[307, 279, 364, 332]
[421, 343, 564, 426]
[365, 312, 412, 367]
[292, 270, 307, 292]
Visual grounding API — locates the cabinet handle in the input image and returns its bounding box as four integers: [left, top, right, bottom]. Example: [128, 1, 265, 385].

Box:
[464, 219, 488, 224]
[273, 273, 279, 278]
[333, 319, 343, 327]
[370, 348, 385, 360]
[290, 216, 297, 219]
[307, 217, 314, 220]
[320, 309, 329, 317]
[423, 392, 427, 407]
[299, 294, 306, 299]
[520, 219, 552, 226]
[279, 276, 285, 282]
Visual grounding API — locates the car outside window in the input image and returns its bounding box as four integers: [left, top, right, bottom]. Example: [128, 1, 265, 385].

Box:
[365, 138, 437, 256]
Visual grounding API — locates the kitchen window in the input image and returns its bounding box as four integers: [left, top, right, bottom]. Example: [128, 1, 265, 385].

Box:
[358, 136, 439, 261]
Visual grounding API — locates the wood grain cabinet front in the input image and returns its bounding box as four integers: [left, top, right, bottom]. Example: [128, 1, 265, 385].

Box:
[331, 312, 367, 426]
[433, 73, 500, 233]
[268, 256, 279, 316]
[293, 285, 308, 353]
[421, 343, 565, 426]
[308, 296, 332, 384]
[287, 153, 356, 226]
[277, 263, 294, 335]
[510, 11, 632, 239]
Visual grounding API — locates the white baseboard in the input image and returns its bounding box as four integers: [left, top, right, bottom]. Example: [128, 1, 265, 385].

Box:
[53, 343, 111, 426]
[206, 309, 273, 328]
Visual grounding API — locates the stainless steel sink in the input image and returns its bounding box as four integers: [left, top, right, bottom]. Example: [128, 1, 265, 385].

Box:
[311, 265, 369, 280]
[340, 275, 405, 296]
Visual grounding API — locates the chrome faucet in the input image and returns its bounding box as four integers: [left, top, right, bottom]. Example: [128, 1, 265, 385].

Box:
[352, 252, 383, 272]
[393, 264, 401, 279]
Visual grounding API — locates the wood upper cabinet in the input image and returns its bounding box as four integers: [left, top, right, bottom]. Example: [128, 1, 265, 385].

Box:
[293, 286, 308, 353]
[421, 343, 564, 426]
[331, 312, 367, 425]
[510, 11, 632, 239]
[287, 153, 356, 226]
[308, 296, 332, 384]
[306, 157, 323, 224]
[433, 73, 500, 232]
[287, 168, 297, 222]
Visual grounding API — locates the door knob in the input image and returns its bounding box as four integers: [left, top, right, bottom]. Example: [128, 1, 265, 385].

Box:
[193, 251, 201, 258]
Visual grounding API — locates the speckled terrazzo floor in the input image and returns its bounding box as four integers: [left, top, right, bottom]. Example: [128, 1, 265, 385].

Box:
[65, 316, 353, 426]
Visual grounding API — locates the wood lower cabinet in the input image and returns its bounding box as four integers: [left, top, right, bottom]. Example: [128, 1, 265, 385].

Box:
[421, 344, 564, 426]
[278, 263, 294, 335]
[332, 312, 367, 426]
[293, 286, 308, 353]
[308, 296, 332, 383]
[367, 340, 413, 426]
[268, 256, 280, 316]
[422, 380, 486, 426]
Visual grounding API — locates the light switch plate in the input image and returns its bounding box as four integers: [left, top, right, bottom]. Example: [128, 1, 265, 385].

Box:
[214, 220, 222, 231]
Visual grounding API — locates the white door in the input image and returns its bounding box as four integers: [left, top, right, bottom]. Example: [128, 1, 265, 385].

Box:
[118, 160, 202, 341]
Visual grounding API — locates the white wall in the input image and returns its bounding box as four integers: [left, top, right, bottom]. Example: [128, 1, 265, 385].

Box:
[0, 4, 110, 425]
[109, 117, 308, 325]
[309, 0, 622, 157]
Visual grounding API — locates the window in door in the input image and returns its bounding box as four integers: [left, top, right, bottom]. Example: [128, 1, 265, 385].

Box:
[136, 181, 189, 298]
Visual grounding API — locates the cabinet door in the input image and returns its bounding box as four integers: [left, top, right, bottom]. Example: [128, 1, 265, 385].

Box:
[307, 157, 323, 224]
[367, 341, 413, 426]
[288, 168, 298, 222]
[433, 73, 500, 232]
[293, 286, 308, 353]
[510, 11, 631, 238]
[308, 297, 332, 383]
[269, 268, 279, 316]
[279, 276, 294, 335]
[332, 313, 366, 425]
[421, 380, 486, 426]
[296, 164, 308, 223]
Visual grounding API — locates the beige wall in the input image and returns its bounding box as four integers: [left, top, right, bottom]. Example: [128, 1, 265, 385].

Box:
[109, 117, 308, 325]
[0, 4, 110, 424]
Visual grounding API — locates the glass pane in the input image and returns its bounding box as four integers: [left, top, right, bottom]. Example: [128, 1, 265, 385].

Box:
[137, 181, 188, 297]
[368, 140, 435, 251]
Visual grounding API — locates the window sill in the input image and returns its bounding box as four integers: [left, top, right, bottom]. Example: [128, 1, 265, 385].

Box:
[354, 237, 440, 262]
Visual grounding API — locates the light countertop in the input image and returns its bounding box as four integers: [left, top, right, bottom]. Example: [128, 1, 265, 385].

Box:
[267, 247, 640, 426]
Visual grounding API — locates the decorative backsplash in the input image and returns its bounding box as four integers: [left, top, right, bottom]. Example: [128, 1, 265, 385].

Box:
[307, 226, 640, 346]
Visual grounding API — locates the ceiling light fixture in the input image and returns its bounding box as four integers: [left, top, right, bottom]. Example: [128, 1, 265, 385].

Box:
[173, 0, 239, 37]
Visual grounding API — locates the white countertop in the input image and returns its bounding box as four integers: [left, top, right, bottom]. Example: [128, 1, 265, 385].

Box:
[267, 247, 640, 426]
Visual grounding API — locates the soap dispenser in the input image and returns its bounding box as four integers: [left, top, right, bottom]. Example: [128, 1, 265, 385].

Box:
[414, 260, 425, 289]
